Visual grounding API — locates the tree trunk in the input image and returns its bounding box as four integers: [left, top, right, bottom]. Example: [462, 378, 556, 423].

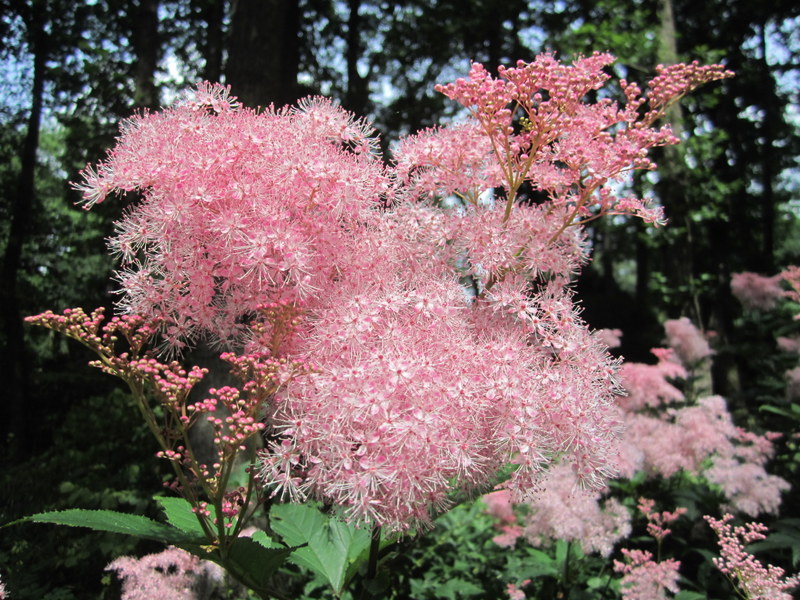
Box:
[757, 24, 775, 274]
[225, 0, 300, 107]
[344, 0, 369, 115]
[1, 2, 47, 455]
[653, 0, 695, 314]
[197, 0, 225, 82]
[129, 0, 161, 109]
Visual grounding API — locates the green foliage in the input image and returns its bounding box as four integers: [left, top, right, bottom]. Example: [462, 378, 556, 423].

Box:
[0, 389, 164, 599]
[399, 499, 508, 599]
[270, 503, 380, 596]
[8, 508, 206, 547]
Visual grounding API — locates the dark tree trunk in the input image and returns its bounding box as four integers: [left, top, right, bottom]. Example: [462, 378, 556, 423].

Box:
[344, 0, 369, 115]
[1, 2, 48, 456]
[129, 0, 161, 109]
[654, 0, 696, 318]
[198, 0, 225, 82]
[757, 24, 776, 274]
[225, 0, 300, 107]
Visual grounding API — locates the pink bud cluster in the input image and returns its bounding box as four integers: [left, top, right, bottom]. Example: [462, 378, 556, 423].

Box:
[420, 53, 731, 230]
[706, 514, 799, 599]
[637, 497, 687, 543]
[646, 61, 734, 111]
[26, 306, 308, 534]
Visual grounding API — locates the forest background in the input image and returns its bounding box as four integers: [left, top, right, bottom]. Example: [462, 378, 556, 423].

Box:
[1, 0, 799, 598]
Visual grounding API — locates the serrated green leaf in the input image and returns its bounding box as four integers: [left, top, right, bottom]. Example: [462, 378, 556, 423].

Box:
[250, 529, 283, 549]
[270, 503, 371, 594]
[221, 536, 294, 590]
[154, 496, 207, 538]
[9, 508, 202, 546]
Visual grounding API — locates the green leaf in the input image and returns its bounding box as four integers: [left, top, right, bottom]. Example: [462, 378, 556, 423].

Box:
[555, 538, 569, 569]
[8, 508, 203, 546]
[220, 536, 295, 590]
[250, 528, 283, 549]
[759, 404, 800, 422]
[675, 591, 708, 600]
[154, 496, 207, 538]
[270, 503, 372, 594]
[433, 577, 483, 599]
[508, 548, 558, 578]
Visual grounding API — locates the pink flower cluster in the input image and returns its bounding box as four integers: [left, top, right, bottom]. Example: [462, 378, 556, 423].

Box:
[663, 317, 713, 365]
[505, 580, 531, 600]
[780, 265, 800, 306]
[483, 465, 631, 557]
[731, 272, 785, 311]
[75, 93, 389, 349]
[613, 498, 685, 600]
[614, 548, 681, 600]
[429, 53, 730, 228]
[61, 55, 731, 531]
[616, 320, 789, 516]
[520, 464, 631, 556]
[706, 514, 800, 599]
[637, 497, 687, 543]
[107, 546, 223, 600]
[731, 266, 800, 314]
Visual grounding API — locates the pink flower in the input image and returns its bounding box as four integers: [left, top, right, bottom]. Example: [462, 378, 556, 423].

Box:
[483, 489, 516, 525]
[107, 546, 223, 600]
[260, 275, 624, 530]
[616, 327, 790, 516]
[731, 272, 785, 311]
[786, 366, 800, 400]
[706, 514, 800, 599]
[506, 581, 530, 600]
[705, 458, 790, 516]
[780, 265, 800, 305]
[74, 85, 390, 351]
[618, 360, 684, 412]
[493, 525, 525, 548]
[663, 317, 713, 364]
[62, 56, 732, 533]
[594, 328, 623, 349]
[517, 464, 631, 557]
[776, 336, 800, 354]
[614, 549, 681, 600]
[637, 497, 687, 542]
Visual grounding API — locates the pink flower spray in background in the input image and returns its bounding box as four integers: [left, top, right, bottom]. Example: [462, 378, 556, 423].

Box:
[706, 514, 800, 600]
[613, 498, 685, 600]
[730, 272, 785, 311]
[106, 546, 223, 600]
